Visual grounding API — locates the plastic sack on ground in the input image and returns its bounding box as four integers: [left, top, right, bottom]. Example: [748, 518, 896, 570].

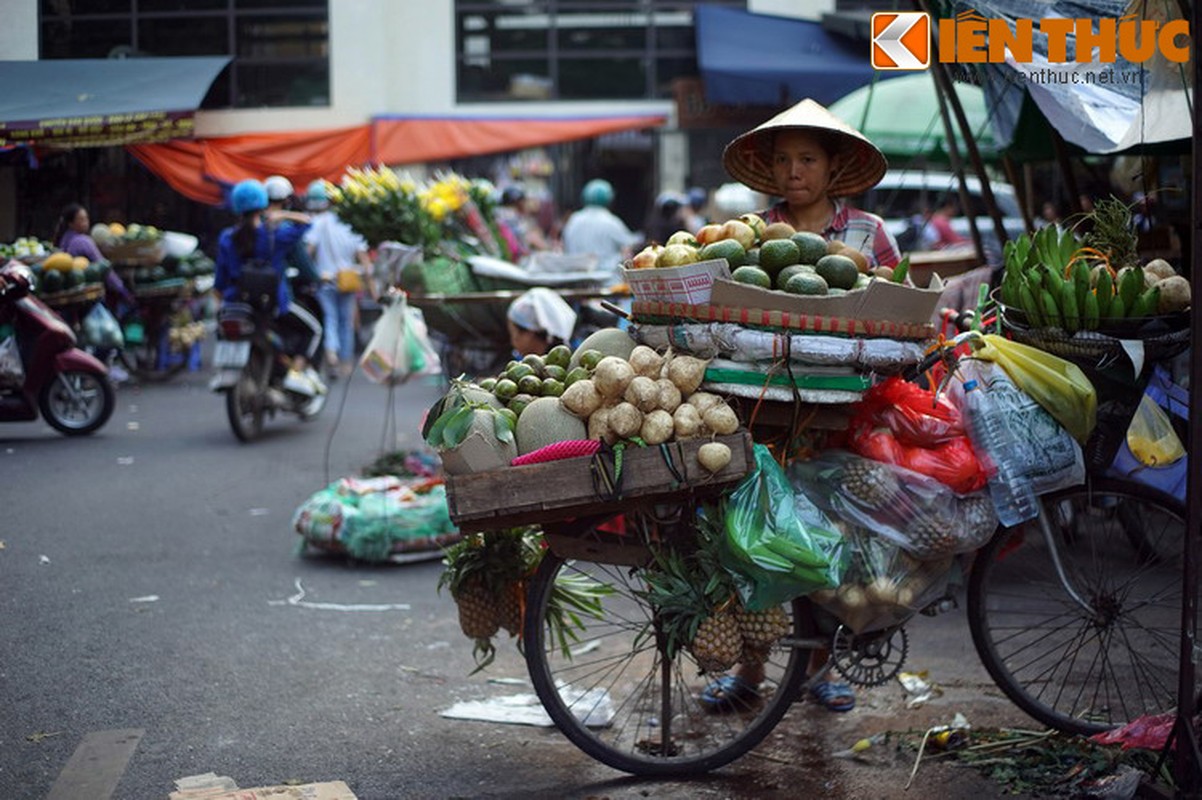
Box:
[292, 475, 460, 561]
[82, 303, 124, 350]
[847, 377, 986, 494]
[360, 294, 441, 385]
[0, 336, 22, 389]
[808, 527, 959, 633]
[717, 444, 845, 610]
[948, 359, 1085, 499]
[973, 333, 1096, 443]
[788, 450, 998, 562]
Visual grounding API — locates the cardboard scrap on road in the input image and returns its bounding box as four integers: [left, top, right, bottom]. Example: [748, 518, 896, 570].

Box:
[170, 773, 357, 800]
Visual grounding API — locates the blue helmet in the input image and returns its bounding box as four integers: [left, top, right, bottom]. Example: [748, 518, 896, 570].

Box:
[581, 179, 614, 207]
[230, 179, 269, 215]
[306, 179, 329, 205]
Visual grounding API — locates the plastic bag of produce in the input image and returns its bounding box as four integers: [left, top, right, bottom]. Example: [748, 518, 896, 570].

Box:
[360, 294, 441, 385]
[788, 451, 998, 562]
[972, 333, 1096, 444]
[809, 527, 959, 633]
[947, 359, 1085, 500]
[292, 476, 460, 562]
[717, 444, 845, 610]
[82, 303, 124, 350]
[0, 336, 22, 389]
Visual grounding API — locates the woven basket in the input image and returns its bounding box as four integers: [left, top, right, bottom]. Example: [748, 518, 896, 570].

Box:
[997, 303, 1189, 371]
[41, 282, 105, 307]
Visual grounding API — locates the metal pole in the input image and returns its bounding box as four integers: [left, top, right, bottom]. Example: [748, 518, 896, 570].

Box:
[1174, 0, 1202, 790]
[931, 73, 987, 264]
[916, 0, 1011, 257]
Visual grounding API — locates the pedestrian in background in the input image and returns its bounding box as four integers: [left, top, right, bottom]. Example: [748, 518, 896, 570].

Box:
[304, 180, 372, 381]
[265, 176, 322, 318]
[561, 179, 641, 281]
[682, 186, 709, 233]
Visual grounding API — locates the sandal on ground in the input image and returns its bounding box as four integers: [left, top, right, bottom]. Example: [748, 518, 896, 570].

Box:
[808, 681, 856, 712]
[698, 675, 760, 712]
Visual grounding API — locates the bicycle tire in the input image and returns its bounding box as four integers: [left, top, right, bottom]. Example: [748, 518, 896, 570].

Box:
[967, 477, 1192, 735]
[523, 539, 814, 776]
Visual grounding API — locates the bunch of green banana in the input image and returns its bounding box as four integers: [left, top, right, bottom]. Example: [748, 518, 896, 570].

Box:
[998, 229, 1159, 332]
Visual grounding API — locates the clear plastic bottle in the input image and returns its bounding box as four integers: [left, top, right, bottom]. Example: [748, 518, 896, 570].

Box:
[962, 378, 1040, 527]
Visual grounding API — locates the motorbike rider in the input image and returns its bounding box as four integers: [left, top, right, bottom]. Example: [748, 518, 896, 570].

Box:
[265, 175, 322, 317]
[214, 179, 325, 397]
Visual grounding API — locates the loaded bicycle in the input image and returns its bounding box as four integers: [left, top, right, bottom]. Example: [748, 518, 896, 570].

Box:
[447, 326, 1190, 777]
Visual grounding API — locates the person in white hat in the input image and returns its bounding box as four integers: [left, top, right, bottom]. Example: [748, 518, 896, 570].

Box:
[506, 287, 577, 357]
[723, 98, 901, 269]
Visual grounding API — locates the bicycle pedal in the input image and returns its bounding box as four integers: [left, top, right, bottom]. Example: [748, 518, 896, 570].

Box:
[920, 596, 958, 616]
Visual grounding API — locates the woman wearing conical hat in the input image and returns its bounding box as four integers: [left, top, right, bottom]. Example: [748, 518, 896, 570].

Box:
[723, 98, 902, 269]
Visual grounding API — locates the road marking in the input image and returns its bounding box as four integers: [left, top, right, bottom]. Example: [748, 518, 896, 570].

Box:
[45, 729, 143, 800]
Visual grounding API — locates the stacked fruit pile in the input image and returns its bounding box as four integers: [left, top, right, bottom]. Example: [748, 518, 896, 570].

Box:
[1000, 225, 1190, 332]
[628, 213, 909, 297]
[31, 252, 109, 296]
[0, 237, 51, 262]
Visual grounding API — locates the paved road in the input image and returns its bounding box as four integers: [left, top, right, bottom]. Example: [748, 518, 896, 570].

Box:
[1, 367, 1041, 800]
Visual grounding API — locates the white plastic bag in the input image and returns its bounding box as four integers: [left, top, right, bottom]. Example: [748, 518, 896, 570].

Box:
[82, 303, 124, 350]
[0, 336, 22, 388]
[359, 294, 441, 384]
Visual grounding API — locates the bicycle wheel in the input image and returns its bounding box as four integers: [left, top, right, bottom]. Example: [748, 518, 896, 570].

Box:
[523, 538, 815, 776]
[968, 478, 1192, 734]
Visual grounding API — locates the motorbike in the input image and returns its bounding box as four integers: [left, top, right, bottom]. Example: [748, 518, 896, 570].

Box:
[209, 291, 326, 442]
[0, 261, 115, 436]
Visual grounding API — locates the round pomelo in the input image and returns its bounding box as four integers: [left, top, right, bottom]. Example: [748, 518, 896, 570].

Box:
[699, 238, 746, 269]
[761, 221, 797, 241]
[758, 239, 801, 276]
[731, 266, 772, 289]
[775, 264, 812, 290]
[791, 232, 829, 265]
[785, 272, 828, 296]
[815, 254, 860, 290]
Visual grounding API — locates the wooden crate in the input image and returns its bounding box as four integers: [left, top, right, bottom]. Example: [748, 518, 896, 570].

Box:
[445, 432, 754, 533]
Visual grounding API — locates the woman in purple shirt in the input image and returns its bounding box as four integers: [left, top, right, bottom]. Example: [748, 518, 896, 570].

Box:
[53, 203, 134, 307]
[54, 203, 105, 262]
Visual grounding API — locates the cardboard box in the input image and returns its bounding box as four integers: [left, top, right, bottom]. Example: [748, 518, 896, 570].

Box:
[622, 258, 731, 305]
[169, 779, 356, 800]
[709, 277, 943, 329]
[445, 432, 753, 532]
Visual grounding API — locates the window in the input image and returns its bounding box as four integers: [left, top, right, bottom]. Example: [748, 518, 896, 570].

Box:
[455, 0, 744, 102]
[39, 2, 329, 109]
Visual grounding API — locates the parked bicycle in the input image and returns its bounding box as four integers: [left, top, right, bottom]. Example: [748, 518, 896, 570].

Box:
[511, 329, 1190, 777]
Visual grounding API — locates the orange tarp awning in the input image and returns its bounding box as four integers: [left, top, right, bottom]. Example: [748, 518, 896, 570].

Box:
[128, 125, 371, 205]
[371, 114, 668, 165]
[129, 113, 667, 205]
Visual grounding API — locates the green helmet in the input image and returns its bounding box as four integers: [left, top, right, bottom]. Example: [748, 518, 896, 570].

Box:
[581, 179, 614, 207]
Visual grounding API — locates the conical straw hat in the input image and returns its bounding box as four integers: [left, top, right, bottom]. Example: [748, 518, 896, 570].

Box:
[722, 98, 888, 199]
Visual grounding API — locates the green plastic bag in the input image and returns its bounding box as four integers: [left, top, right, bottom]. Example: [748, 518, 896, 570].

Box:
[718, 445, 845, 610]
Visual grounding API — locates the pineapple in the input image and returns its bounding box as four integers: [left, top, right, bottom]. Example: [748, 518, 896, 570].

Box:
[905, 515, 960, 560]
[498, 581, 524, 637]
[455, 577, 500, 640]
[690, 612, 743, 673]
[842, 458, 900, 508]
[438, 528, 543, 672]
[735, 605, 791, 649]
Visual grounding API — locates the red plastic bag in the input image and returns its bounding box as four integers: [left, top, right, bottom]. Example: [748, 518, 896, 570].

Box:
[1089, 712, 1178, 751]
[854, 377, 964, 447]
[850, 426, 986, 494]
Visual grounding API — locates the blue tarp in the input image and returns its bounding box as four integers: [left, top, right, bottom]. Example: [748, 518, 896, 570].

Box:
[695, 5, 898, 106]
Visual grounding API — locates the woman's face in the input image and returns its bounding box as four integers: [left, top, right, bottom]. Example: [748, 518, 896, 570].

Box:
[508, 320, 548, 357]
[770, 130, 834, 209]
[72, 208, 90, 233]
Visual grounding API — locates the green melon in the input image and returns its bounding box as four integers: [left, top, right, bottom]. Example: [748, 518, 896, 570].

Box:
[699, 238, 746, 269]
[40, 269, 64, 293]
[731, 266, 772, 289]
[744, 247, 760, 266]
[815, 254, 860, 290]
[758, 239, 801, 276]
[791, 232, 829, 265]
[515, 396, 587, 455]
[569, 328, 635, 370]
[785, 272, 828, 296]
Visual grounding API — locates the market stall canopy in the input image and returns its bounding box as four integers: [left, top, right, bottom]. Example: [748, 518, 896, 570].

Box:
[128, 125, 371, 205]
[926, 0, 1192, 159]
[0, 57, 230, 148]
[829, 73, 999, 165]
[694, 5, 899, 106]
[370, 114, 668, 165]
